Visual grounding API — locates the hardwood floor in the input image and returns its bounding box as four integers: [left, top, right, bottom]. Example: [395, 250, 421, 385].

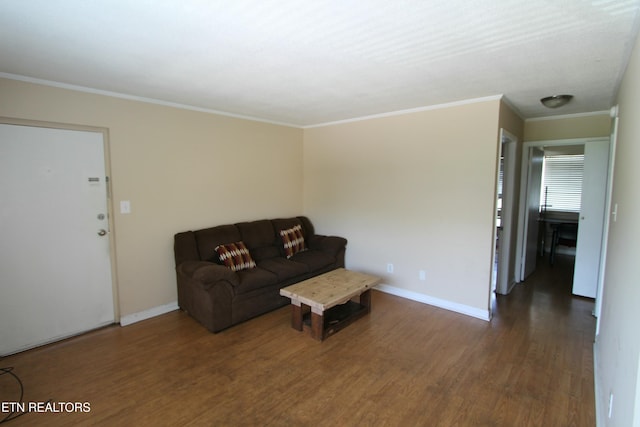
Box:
[0, 255, 595, 426]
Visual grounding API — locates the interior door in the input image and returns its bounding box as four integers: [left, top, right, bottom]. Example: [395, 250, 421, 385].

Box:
[572, 140, 610, 298]
[521, 147, 544, 280]
[0, 123, 115, 356]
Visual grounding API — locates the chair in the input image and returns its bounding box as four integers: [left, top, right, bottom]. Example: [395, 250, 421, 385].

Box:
[549, 223, 578, 265]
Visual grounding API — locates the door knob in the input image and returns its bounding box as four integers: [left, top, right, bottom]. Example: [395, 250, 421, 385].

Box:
[98, 229, 107, 236]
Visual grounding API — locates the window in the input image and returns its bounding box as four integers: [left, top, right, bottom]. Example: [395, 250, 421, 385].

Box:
[540, 153, 584, 213]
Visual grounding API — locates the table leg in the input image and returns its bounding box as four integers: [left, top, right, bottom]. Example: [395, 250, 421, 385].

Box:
[310, 311, 324, 341]
[360, 289, 371, 313]
[291, 301, 302, 331]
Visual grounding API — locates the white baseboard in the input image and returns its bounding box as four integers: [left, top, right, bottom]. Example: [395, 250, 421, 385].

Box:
[119, 301, 179, 326]
[375, 284, 491, 321]
[119, 289, 491, 326]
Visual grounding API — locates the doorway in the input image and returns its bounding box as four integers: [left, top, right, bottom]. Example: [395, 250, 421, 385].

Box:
[492, 129, 518, 295]
[515, 137, 611, 300]
[0, 120, 117, 356]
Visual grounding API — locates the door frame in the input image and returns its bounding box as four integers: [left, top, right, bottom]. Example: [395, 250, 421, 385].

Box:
[515, 136, 613, 311]
[492, 129, 518, 295]
[0, 116, 120, 322]
[594, 106, 619, 335]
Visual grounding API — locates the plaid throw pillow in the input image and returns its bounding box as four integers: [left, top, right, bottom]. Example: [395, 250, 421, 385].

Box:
[214, 241, 256, 272]
[280, 224, 307, 259]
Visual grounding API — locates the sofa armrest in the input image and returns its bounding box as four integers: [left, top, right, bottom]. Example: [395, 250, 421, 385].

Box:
[308, 235, 347, 257]
[177, 261, 239, 288]
[175, 261, 237, 333]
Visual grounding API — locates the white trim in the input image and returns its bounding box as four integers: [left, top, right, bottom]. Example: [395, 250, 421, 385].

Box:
[0, 72, 300, 128]
[375, 284, 491, 321]
[1, 72, 505, 129]
[0, 71, 613, 129]
[304, 95, 504, 128]
[119, 301, 179, 326]
[594, 343, 604, 427]
[495, 129, 518, 296]
[594, 108, 618, 332]
[522, 136, 609, 147]
[525, 110, 610, 122]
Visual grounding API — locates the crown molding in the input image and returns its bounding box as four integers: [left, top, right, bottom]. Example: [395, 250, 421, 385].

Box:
[0, 72, 300, 128]
[304, 95, 503, 129]
[525, 110, 610, 122]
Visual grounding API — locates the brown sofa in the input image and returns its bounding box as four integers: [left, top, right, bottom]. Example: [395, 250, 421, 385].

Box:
[174, 216, 347, 332]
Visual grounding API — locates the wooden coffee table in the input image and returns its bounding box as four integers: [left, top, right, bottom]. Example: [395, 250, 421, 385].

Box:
[279, 268, 381, 341]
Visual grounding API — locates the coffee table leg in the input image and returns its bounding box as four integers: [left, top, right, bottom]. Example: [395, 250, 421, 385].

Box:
[310, 310, 324, 341]
[291, 301, 303, 331]
[360, 289, 371, 313]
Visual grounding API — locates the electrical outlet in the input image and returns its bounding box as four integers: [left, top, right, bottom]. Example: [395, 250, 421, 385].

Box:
[419, 270, 426, 281]
[387, 263, 394, 274]
[120, 200, 131, 214]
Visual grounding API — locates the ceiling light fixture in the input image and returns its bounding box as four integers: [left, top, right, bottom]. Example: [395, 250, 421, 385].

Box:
[540, 94, 573, 108]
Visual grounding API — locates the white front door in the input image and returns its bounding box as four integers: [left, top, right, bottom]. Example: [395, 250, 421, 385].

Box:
[573, 140, 610, 298]
[0, 123, 115, 356]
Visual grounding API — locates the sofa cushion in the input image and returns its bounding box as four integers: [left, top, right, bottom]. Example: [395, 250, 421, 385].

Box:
[236, 220, 279, 261]
[290, 250, 335, 271]
[215, 241, 256, 272]
[257, 257, 309, 281]
[272, 217, 307, 236]
[235, 267, 279, 294]
[195, 224, 242, 263]
[279, 224, 307, 259]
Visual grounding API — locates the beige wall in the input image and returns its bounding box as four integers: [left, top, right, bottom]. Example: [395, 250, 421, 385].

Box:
[595, 30, 640, 426]
[303, 100, 502, 315]
[524, 112, 611, 141]
[1, 77, 508, 322]
[499, 100, 525, 140]
[0, 78, 303, 317]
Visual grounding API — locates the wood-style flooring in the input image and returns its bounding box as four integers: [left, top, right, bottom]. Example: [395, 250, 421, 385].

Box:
[0, 255, 595, 426]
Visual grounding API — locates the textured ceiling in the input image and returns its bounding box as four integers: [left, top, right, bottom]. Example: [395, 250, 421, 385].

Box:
[1, 0, 639, 127]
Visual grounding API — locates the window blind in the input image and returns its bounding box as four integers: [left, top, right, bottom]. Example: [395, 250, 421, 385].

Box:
[540, 154, 584, 213]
